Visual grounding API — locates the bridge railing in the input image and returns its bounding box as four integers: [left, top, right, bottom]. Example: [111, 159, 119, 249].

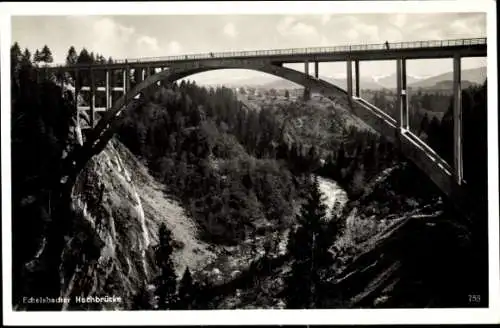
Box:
[44, 37, 486, 68]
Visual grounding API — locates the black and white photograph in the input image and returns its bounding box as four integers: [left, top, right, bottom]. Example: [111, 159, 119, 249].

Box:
[2, 1, 499, 325]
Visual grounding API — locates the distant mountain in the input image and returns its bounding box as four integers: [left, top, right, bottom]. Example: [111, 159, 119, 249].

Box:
[424, 80, 477, 90]
[409, 67, 486, 89]
[376, 74, 425, 89]
[200, 66, 487, 92]
[261, 79, 302, 90]
[262, 76, 384, 91]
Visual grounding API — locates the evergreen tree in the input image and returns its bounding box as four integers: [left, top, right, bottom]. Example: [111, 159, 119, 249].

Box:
[11, 43, 24, 89]
[154, 223, 178, 310]
[419, 113, 430, 137]
[132, 283, 155, 310]
[177, 267, 194, 309]
[334, 142, 346, 182]
[33, 49, 42, 65]
[10, 42, 22, 64]
[66, 46, 78, 65]
[21, 48, 32, 66]
[285, 176, 327, 309]
[77, 48, 93, 64]
[303, 88, 311, 101]
[307, 145, 319, 172]
[40, 45, 53, 63]
[276, 138, 289, 160]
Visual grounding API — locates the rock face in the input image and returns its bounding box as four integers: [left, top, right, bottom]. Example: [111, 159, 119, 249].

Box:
[59, 138, 213, 310]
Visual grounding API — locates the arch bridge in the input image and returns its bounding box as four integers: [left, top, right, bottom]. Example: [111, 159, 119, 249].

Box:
[42, 37, 487, 220]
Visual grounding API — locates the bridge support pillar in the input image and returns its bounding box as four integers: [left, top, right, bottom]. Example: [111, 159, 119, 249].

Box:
[105, 69, 110, 110]
[401, 58, 408, 130]
[74, 69, 79, 126]
[354, 60, 360, 97]
[304, 61, 311, 100]
[109, 70, 114, 108]
[90, 69, 96, 128]
[453, 54, 463, 185]
[396, 59, 408, 130]
[124, 67, 131, 94]
[141, 68, 146, 82]
[122, 69, 127, 93]
[347, 59, 353, 106]
[314, 61, 319, 79]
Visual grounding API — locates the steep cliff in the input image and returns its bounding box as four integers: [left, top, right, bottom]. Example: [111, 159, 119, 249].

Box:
[58, 138, 214, 309]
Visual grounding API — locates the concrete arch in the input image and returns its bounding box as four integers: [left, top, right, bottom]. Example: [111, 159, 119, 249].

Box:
[100, 62, 350, 133]
[78, 63, 351, 152]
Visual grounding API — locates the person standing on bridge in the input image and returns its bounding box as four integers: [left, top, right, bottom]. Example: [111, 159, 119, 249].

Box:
[385, 41, 390, 50]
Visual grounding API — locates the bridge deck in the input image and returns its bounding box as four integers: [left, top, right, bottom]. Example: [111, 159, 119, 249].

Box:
[45, 37, 486, 70]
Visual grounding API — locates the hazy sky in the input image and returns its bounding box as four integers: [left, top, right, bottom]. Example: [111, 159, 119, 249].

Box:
[11, 13, 487, 84]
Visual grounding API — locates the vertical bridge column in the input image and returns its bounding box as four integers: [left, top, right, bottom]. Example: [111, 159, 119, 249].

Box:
[123, 67, 129, 94]
[401, 58, 408, 130]
[126, 67, 131, 92]
[453, 54, 463, 185]
[347, 59, 353, 106]
[354, 60, 360, 97]
[109, 69, 114, 108]
[90, 68, 96, 128]
[304, 61, 311, 100]
[141, 67, 146, 82]
[74, 69, 79, 127]
[396, 58, 409, 130]
[314, 61, 319, 79]
[105, 69, 110, 110]
[123, 65, 131, 108]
